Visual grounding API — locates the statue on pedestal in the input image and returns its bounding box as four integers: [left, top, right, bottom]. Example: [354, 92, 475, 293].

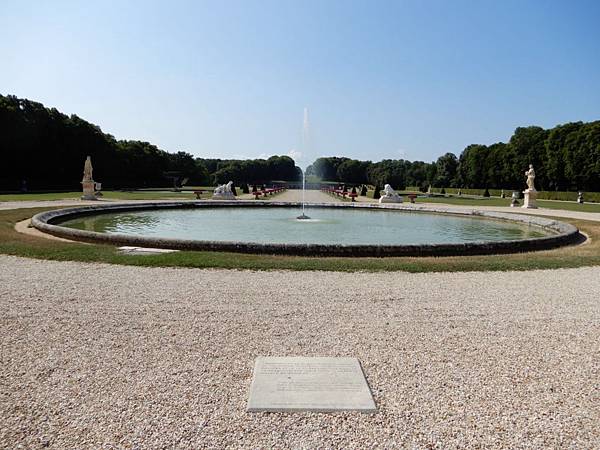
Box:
[81, 156, 98, 200]
[522, 164, 537, 209]
[212, 181, 236, 200]
[379, 184, 403, 203]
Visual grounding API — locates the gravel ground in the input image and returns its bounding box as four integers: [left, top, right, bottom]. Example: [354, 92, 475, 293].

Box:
[0, 199, 190, 211]
[1, 255, 599, 449]
[267, 189, 336, 203]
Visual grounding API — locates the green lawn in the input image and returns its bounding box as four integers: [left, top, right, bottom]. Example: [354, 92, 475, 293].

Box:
[2, 206, 600, 272]
[0, 187, 264, 202]
[4, 190, 599, 213]
[416, 195, 600, 212]
[362, 190, 600, 213]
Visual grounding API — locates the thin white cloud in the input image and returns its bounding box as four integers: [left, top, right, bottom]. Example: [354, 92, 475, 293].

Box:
[231, 152, 270, 160]
[396, 148, 408, 159]
[287, 148, 302, 162]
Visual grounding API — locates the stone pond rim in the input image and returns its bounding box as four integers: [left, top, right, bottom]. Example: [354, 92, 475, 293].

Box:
[30, 201, 583, 257]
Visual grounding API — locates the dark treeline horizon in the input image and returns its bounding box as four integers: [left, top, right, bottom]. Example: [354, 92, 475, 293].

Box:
[0, 94, 300, 190]
[308, 120, 600, 192]
[1, 94, 599, 192]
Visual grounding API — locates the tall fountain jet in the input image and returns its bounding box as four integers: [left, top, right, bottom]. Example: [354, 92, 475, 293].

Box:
[302, 107, 310, 149]
[297, 107, 311, 220]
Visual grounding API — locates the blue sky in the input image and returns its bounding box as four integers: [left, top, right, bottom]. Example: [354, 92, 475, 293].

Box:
[1, 0, 599, 168]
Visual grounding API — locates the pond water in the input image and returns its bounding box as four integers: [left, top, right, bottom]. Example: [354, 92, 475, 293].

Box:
[59, 207, 548, 245]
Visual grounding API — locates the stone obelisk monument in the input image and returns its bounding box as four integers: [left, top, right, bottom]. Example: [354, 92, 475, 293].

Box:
[81, 156, 98, 200]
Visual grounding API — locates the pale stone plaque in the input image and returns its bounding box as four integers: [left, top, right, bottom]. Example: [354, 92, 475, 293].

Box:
[117, 246, 179, 255]
[247, 357, 376, 413]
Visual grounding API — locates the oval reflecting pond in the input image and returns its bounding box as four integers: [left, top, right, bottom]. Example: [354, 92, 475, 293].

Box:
[58, 207, 549, 245]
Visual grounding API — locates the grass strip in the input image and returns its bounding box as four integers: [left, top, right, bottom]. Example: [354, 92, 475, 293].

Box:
[1, 206, 599, 272]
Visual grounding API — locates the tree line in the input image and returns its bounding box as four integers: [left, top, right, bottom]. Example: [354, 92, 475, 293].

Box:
[0, 95, 300, 190]
[198, 157, 300, 186]
[1, 94, 598, 192]
[307, 122, 600, 192]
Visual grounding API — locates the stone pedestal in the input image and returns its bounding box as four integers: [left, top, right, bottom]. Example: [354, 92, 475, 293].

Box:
[212, 192, 236, 200]
[379, 195, 403, 203]
[81, 180, 97, 200]
[522, 188, 537, 209]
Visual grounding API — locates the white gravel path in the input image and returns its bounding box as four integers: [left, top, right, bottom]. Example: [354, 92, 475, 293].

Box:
[1, 255, 599, 448]
[0, 198, 190, 211]
[271, 189, 336, 203]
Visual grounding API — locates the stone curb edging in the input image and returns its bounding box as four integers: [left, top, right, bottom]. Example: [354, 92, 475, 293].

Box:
[31, 201, 583, 257]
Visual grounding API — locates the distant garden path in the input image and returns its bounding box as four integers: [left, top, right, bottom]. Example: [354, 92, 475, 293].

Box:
[265, 188, 337, 203]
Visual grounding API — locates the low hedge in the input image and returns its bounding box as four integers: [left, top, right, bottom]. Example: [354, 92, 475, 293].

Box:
[427, 188, 598, 202]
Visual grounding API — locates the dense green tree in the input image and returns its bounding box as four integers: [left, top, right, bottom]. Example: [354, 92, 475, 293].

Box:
[508, 126, 549, 189]
[434, 153, 459, 187]
[545, 122, 584, 191]
[484, 143, 508, 189]
[336, 159, 371, 184]
[566, 122, 600, 191]
[267, 155, 298, 181]
[213, 161, 243, 184]
[302, 125, 598, 193]
[311, 157, 349, 180]
[457, 145, 488, 188]
[0, 94, 305, 190]
[196, 156, 299, 185]
[366, 160, 408, 190]
[405, 161, 430, 190]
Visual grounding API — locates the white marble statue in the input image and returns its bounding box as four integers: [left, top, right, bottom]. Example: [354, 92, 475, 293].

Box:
[522, 164, 537, 208]
[379, 184, 403, 203]
[212, 181, 236, 200]
[83, 156, 93, 182]
[525, 164, 536, 191]
[214, 181, 233, 195]
[81, 156, 98, 200]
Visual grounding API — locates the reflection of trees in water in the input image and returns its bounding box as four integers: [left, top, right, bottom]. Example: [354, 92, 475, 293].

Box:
[92, 213, 161, 234]
[440, 217, 545, 241]
[66, 209, 546, 244]
[82, 218, 96, 231]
